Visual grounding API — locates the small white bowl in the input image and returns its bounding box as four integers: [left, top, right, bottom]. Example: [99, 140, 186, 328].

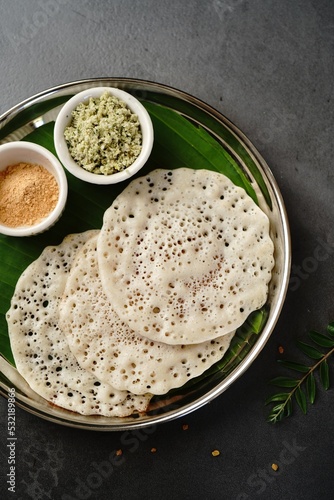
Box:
[0, 142, 68, 237]
[53, 87, 154, 185]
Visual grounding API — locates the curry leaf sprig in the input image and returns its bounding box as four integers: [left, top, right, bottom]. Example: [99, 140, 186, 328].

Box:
[266, 322, 334, 423]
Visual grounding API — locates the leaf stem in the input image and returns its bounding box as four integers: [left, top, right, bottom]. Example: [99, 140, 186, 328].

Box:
[270, 346, 334, 422]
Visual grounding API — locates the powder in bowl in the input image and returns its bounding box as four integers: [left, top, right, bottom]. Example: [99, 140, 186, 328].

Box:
[0, 162, 59, 228]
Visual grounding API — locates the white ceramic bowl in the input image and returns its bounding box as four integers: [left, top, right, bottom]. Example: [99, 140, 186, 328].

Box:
[53, 87, 154, 185]
[0, 142, 68, 237]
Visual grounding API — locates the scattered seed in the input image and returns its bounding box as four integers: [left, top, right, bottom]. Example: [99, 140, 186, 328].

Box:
[211, 449, 220, 457]
[182, 424, 189, 431]
[271, 463, 279, 471]
[116, 449, 123, 456]
[278, 346, 284, 354]
[151, 447, 157, 453]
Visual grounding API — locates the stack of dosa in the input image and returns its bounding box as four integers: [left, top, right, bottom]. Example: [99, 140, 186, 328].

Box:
[7, 168, 274, 417]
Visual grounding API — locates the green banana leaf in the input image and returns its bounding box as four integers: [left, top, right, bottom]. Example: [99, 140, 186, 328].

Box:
[0, 102, 268, 386]
[143, 93, 272, 208]
[143, 102, 258, 204]
[0, 95, 73, 141]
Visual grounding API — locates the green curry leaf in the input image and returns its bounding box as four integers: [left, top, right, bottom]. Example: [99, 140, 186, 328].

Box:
[266, 322, 334, 423]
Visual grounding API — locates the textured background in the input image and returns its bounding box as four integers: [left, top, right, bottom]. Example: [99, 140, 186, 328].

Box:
[0, 1, 333, 499]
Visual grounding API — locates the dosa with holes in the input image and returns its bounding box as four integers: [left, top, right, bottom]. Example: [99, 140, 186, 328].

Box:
[97, 168, 274, 345]
[59, 235, 234, 395]
[6, 231, 152, 416]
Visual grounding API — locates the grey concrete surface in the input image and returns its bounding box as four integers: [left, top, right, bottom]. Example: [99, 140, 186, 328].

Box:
[0, 1, 333, 499]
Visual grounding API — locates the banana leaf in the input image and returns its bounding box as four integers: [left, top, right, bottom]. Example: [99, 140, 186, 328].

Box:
[0, 102, 268, 380]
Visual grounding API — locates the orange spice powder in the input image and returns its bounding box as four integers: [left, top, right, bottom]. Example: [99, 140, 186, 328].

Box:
[0, 162, 59, 228]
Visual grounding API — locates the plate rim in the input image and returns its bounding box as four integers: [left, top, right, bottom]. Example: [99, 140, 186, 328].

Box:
[0, 77, 291, 430]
